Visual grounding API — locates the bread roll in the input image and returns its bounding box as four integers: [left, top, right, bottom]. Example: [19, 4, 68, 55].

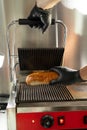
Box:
[26, 71, 59, 85]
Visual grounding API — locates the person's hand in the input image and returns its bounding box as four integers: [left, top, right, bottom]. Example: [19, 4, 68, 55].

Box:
[28, 4, 51, 33]
[49, 66, 84, 85]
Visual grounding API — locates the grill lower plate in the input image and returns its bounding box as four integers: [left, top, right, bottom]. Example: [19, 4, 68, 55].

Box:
[16, 83, 74, 103]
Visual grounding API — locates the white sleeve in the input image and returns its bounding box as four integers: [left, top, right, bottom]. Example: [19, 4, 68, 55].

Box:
[36, 0, 61, 9]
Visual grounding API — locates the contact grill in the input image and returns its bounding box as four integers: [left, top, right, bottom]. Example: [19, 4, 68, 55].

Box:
[16, 48, 87, 130]
[16, 83, 74, 104]
[16, 48, 75, 104]
[17, 48, 69, 104]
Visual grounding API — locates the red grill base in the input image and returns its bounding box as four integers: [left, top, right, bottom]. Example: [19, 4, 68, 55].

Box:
[16, 111, 87, 130]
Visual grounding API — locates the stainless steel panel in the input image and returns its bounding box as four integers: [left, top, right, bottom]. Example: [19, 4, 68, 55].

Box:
[0, 0, 10, 95]
[3, 0, 57, 51]
[17, 101, 87, 113]
[57, 3, 87, 69]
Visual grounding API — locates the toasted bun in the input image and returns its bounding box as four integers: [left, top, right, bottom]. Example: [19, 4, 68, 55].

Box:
[26, 71, 59, 85]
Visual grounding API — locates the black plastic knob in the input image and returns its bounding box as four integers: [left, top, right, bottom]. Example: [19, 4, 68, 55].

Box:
[41, 115, 54, 128]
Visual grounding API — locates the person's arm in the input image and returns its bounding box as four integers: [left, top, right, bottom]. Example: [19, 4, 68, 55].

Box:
[37, 0, 61, 9]
[79, 66, 87, 81]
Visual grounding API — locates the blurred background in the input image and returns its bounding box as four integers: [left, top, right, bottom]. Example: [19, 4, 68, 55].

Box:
[0, 0, 87, 95]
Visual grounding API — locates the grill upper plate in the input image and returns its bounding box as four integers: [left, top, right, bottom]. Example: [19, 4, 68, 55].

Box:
[18, 48, 64, 71]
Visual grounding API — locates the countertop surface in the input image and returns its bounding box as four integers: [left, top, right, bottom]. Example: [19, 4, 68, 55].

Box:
[67, 82, 87, 99]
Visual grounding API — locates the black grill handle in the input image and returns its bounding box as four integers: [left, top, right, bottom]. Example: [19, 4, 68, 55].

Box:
[19, 18, 55, 26]
[19, 19, 42, 26]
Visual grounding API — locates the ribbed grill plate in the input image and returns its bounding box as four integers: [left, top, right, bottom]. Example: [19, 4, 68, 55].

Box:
[16, 83, 74, 103]
[18, 48, 64, 70]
